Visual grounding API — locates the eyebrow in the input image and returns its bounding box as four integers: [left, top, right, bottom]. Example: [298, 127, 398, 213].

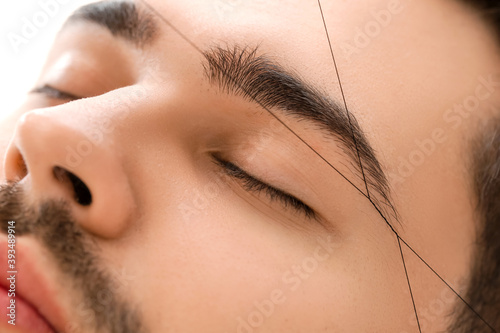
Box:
[65, 0, 157, 47]
[63, 3, 397, 224]
[203, 46, 398, 224]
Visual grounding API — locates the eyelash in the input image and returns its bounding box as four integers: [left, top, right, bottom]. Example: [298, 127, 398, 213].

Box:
[31, 85, 317, 220]
[31, 85, 80, 101]
[212, 155, 317, 220]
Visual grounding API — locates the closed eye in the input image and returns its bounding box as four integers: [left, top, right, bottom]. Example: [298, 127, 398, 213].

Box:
[31, 85, 82, 101]
[212, 154, 318, 221]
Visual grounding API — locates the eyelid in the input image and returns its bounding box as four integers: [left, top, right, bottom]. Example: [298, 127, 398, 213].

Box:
[212, 154, 318, 221]
[31, 84, 82, 101]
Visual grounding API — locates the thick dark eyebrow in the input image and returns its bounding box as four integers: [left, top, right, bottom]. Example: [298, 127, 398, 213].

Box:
[203, 46, 398, 224]
[65, 0, 157, 47]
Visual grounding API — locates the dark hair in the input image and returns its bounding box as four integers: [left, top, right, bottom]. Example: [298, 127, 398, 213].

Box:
[461, 1, 500, 35]
[448, 2, 500, 332]
[449, 118, 500, 332]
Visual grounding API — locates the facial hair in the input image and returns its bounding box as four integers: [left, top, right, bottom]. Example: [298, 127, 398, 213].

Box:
[0, 182, 144, 333]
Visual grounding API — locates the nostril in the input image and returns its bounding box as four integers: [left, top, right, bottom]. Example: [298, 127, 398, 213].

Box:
[16, 155, 28, 179]
[5, 149, 28, 181]
[67, 171, 92, 206]
[53, 167, 92, 206]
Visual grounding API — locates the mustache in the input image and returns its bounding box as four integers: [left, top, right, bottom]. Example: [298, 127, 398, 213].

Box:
[0, 182, 143, 333]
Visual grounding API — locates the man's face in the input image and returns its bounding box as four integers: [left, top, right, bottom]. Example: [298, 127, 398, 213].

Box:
[0, 0, 499, 332]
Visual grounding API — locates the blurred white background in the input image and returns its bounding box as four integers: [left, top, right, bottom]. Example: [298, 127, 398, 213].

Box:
[0, 0, 95, 119]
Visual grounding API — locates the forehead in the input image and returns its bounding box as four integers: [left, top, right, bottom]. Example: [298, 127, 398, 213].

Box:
[56, 0, 500, 167]
[130, 0, 498, 92]
[66, 0, 499, 76]
[126, 0, 499, 122]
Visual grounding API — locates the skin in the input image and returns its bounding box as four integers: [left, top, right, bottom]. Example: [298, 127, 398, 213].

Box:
[1, 0, 500, 332]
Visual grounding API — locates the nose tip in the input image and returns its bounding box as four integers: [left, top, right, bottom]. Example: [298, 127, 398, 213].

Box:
[3, 109, 135, 239]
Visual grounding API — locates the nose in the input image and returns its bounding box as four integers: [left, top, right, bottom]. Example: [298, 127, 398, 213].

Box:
[3, 108, 135, 238]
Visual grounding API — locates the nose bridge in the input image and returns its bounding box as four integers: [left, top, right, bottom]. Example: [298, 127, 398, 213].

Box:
[3, 107, 135, 239]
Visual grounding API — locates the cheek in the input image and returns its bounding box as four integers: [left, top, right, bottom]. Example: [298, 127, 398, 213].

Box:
[125, 203, 312, 330]
[272, 231, 415, 332]
[112, 188, 420, 333]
